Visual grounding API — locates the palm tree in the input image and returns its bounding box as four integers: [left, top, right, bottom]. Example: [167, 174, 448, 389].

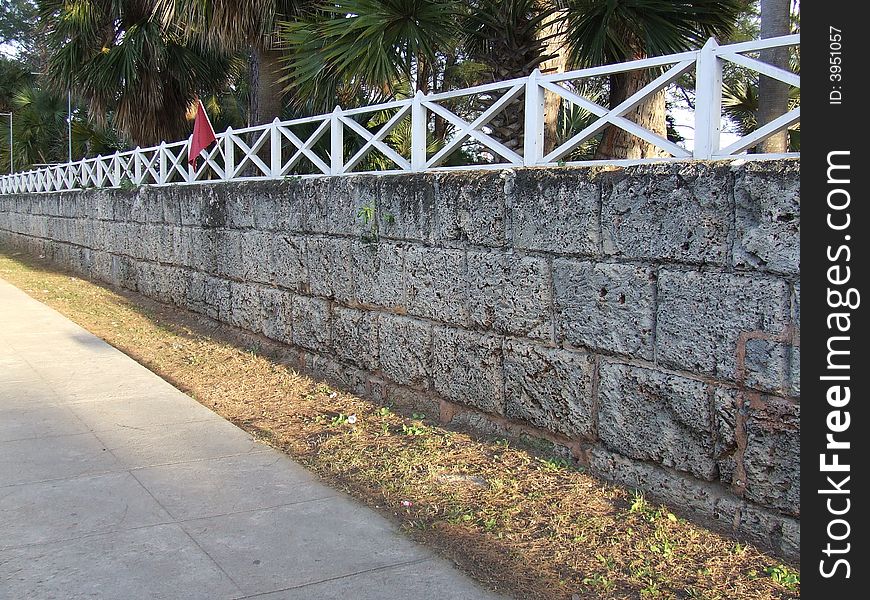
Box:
[560, 0, 742, 159]
[38, 0, 237, 146]
[1, 84, 121, 169]
[281, 0, 460, 109]
[161, 0, 307, 126]
[756, 0, 793, 153]
[282, 0, 565, 157]
[462, 0, 560, 149]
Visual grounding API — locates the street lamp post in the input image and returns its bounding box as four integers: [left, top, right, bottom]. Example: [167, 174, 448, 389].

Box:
[68, 90, 72, 164]
[0, 112, 11, 174]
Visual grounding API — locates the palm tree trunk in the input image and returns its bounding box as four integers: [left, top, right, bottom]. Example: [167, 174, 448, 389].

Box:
[757, 0, 791, 153]
[539, 16, 568, 154]
[249, 46, 284, 127]
[594, 70, 667, 160]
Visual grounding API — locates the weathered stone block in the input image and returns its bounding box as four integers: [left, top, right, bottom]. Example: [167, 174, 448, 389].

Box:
[221, 185, 257, 229]
[744, 337, 789, 393]
[144, 223, 166, 261]
[104, 254, 139, 290]
[183, 270, 209, 316]
[789, 282, 800, 398]
[157, 186, 183, 225]
[732, 160, 800, 275]
[213, 229, 242, 279]
[200, 188, 228, 228]
[602, 162, 732, 265]
[656, 270, 791, 383]
[737, 503, 800, 560]
[204, 276, 232, 321]
[712, 386, 739, 486]
[108, 222, 127, 258]
[331, 305, 379, 371]
[307, 236, 353, 301]
[291, 295, 331, 353]
[789, 346, 800, 399]
[743, 395, 800, 515]
[260, 287, 293, 343]
[152, 265, 186, 305]
[589, 446, 743, 526]
[94, 192, 114, 221]
[91, 251, 113, 283]
[250, 181, 305, 232]
[553, 260, 656, 358]
[146, 189, 165, 223]
[173, 227, 197, 269]
[351, 241, 406, 310]
[467, 250, 551, 341]
[74, 194, 96, 220]
[271, 234, 307, 292]
[127, 191, 147, 224]
[178, 191, 205, 226]
[238, 231, 274, 284]
[157, 226, 184, 265]
[307, 176, 378, 236]
[598, 363, 717, 480]
[510, 168, 600, 254]
[309, 354, 369, 398]
[186, 228, 220, 272]
[74, 219, 94, 250]
[377, 175, 436, 243]
[229, 282, 263, 333]
[378, 314, 431, 388]
[434, 171, 505, 247]
[405, 246, 466, 325]
[503, 341, 595, 438]
[432, 327, 503, 414]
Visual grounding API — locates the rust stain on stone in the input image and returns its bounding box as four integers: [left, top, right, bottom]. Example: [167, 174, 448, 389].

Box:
[731, 324, 798, 496]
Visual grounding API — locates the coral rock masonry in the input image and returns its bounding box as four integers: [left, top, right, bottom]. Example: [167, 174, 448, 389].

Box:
[0, 159, 800, 559]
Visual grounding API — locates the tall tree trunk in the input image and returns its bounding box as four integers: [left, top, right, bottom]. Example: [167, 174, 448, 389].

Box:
[757, 0, 791, 153]
[539, 16, 568, 154]
[249, 46, 284, 127]
[594, 70, 667, 160]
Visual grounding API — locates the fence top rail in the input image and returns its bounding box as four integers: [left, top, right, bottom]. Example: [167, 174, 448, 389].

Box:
[0, 34, 800, 193]
[716, 33, 801, 55]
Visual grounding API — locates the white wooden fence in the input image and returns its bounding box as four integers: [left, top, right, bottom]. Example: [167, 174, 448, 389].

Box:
[0, 35, 799, 195]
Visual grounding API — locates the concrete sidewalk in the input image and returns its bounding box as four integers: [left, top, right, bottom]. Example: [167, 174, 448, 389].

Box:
[0, 278, 506, 600]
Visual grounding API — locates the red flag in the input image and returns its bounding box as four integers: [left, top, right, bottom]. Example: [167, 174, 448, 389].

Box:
[188, 99, 217, 167]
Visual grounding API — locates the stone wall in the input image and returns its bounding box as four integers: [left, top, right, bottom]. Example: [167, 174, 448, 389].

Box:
[0, 160, 800, 558]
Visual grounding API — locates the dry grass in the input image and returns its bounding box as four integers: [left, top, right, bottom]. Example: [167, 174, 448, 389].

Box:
[0, 249, 800, 600]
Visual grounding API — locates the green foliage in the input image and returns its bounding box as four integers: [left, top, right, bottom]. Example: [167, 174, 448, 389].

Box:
[118, 176, 138, 191]
[39, 0, 240, 145]
[462, 0, 558, 81]
[0, 0, 39, 66]
[0, 56, 34, 112]
[280, 0, 461, 109]
[765, 564, 800, 589]
[561, 0, 744, 67]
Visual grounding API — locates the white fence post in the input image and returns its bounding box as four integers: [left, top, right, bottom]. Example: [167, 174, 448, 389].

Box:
[133, 147, 143, 185]
[694, 38, 723, 159]
[224, 127, 235, 180]
[270, 118, 282, 178]
[158, 142, 167, 184]
[411, 91, 426, 171]
[330, 106, 344, 175]
[523, 69, 545, 166]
